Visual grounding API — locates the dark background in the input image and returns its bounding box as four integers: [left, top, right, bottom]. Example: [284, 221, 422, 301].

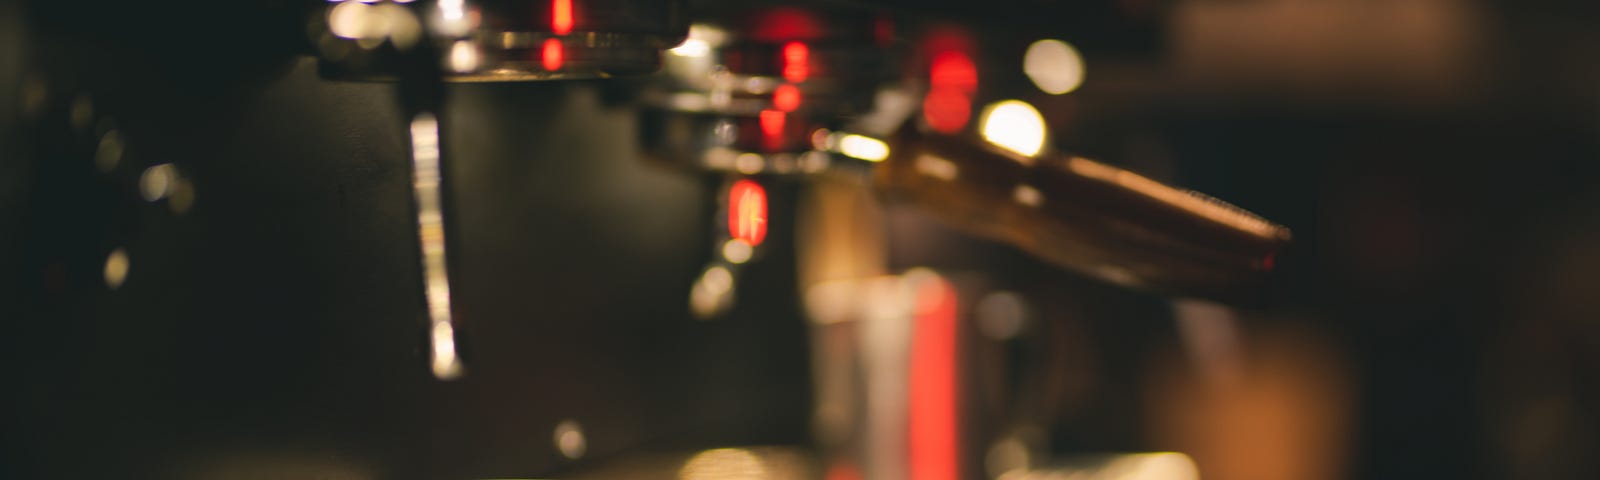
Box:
[5, 0, 1600, 478]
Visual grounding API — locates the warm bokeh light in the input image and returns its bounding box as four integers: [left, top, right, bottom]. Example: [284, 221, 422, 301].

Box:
[541, 38, 565, 71]
[140, 164, 178, 202]
[433, 0, 470, 37]
[1023, 39, 1086, 95]
[835, 134, 890, 162]
[728, 180, 768, 246]
[94, 130, 123, 173]
[327, 1, 421, 49]
[551, 0, 573, 35]
[722, 239, 754, 264]
[980, 100, 1047, 157]
[553, 420, 587, 460]
[670, 38, 711, 57]
[448, 40, 479, 73]
[916, 153, 960, 181]
[690, 265, 735, 319]
[680, 448, 768, 480]
[103, 248, 129, 290]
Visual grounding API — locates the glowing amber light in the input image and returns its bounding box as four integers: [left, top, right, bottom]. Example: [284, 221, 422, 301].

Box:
[783, 41, 809, 82]
[728, 180, 768, 246]
[541, 38, 564, 71]
[773, 84, 801, 112]
[552, 0, 574, 35]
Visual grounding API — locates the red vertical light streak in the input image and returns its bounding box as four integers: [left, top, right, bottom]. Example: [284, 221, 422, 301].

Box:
[908, 275, 960, 480]
[541, 38, 565, 71]
[783, 41, 809, 82]
[552, 0, 574, 35]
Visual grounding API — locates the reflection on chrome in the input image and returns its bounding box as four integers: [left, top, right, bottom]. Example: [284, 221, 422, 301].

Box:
[980, 100, 1047, 158]
[410, 113, 462, 380]
[1065, 157, 1287, 242]
[1023, 39, 1086, 95]
[998, 453, 1200, 480]
[103, 248, 129, 290]
[553, 419, 587, 460]
[679, 448, 767, 480]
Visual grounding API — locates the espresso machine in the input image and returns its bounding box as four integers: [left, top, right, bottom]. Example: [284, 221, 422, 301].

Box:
[5, 1, 1600, 479]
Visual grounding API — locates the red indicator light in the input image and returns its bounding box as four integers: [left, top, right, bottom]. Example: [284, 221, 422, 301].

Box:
[541, 38, 564, 71]
[922, 50, 978, 133]
[908, 275, 960, 480]
[728, 180, 769, 246]
[552, 0, 574, 35]
[773, 84, 801, 112]
[760, 109, 786, 138]
[750, 7, 822, 42]
[759, 109, 787, 151]
[783, 41, 809, 82]
[930, 51, 978, 94]
[922, 88, 971, 134]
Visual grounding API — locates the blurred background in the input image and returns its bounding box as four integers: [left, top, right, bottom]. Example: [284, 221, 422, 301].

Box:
[3, 0, 1599, 478]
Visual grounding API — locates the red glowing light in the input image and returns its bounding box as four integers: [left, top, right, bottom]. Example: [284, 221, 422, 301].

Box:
[908, 274, 960, 480]
[541, 38, 564, 71]
[783, 41, 809, 82]
[759, 109, 787, 151]
[749, 7, 822, 42]
[760, 109, 786, 138]
[728, 180, 769, 246]
[922, 88, 971, 134]
[930, 51, 978, 94]
[552, 0, 574, 35]
[773, 84, 802, 112]
[922, 49, 978, 133]
[825, 462, 864, 480]
[875, 15, 895, 46]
